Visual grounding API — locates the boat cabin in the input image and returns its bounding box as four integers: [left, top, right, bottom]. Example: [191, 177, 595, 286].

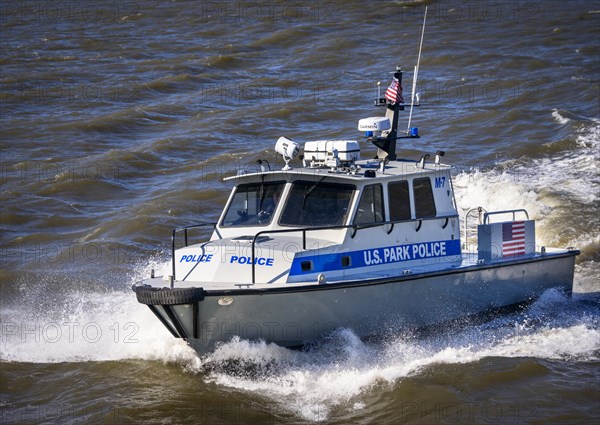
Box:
[169, 137, 462, 287]
[217, 156, 459, 245]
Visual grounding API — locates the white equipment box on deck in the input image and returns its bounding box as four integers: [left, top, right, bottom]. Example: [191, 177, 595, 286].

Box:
[303, 140, 360, 162]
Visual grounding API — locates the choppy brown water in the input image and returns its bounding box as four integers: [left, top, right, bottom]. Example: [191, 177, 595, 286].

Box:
[1, 1, 599, 424]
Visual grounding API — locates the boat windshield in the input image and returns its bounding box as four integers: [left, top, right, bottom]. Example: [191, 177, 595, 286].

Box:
[279, 180, 355, 227]
[221, 181, 286, 227]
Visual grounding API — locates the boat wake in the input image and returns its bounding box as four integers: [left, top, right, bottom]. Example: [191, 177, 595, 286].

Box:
[193, 288, 599, 421]
[1, 266, 598, 423]
[453, 111, 599, 294]
[1, 265, 597, 422]
[454, 112, 599, 249]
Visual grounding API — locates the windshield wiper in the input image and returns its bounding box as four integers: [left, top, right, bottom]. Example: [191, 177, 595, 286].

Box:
[302, 177, 326, 209]
[258, 177, 266, 210]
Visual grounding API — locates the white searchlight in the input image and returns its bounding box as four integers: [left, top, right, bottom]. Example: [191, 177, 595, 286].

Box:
[275, 136, 299, 170]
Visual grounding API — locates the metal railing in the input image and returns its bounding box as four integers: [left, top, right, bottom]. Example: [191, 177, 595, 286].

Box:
[462, 208, 530, 252]
[463, 207, 486, 250]
[483, 209, 529, 225]
[167, 214, 459, 285]
[171, 223, 216, 282]
[250, 214, 459, 283]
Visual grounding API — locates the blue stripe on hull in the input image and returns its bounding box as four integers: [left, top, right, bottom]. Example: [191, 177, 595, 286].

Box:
[289, 239, 461, 276]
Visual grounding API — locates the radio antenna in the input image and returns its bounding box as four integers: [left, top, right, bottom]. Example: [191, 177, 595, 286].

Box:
[407, 6, 427, 134]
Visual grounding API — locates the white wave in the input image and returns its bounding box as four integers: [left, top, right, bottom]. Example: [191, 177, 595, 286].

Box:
[0, 290, 199, 364]
[1, 266, 597, 423]
[575, 262, 600, 294]
[551, 108, 570, 125]
[454, 114, 599, 251]
[193, 289, 599, 422]
[453, 168, 549, 222]
[0, 259, 201, 365]
[4, 283, 596, 423]
[533, 118, 599, 206]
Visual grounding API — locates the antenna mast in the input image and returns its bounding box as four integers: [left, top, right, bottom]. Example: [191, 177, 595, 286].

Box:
[407, 6, 428, 134]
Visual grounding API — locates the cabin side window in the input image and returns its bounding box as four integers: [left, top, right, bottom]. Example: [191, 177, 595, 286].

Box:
[413, 177, 437, 218]
[388, 180, 411, 221]
[354, 184, 385, 225]
[279, 180, 355, 227]
[221, 181, 286, 227]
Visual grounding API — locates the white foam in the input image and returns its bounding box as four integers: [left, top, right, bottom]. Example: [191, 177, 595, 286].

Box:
[552, 108, 570, 125]
[454, 114, 599, 250]
[0, 290, 199, 364]
[194, 290, 599, 422]
[0, 259, 201, 365]
[454, 168, 549, 222]
[0, 258, 596, 421]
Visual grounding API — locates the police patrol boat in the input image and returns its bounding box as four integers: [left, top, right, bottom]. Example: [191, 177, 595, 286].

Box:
[133, 63, 579, 354]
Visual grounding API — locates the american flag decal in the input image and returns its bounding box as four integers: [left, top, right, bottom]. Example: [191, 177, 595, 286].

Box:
[502, 221, 526, 256]
[385, 77, 403, 104]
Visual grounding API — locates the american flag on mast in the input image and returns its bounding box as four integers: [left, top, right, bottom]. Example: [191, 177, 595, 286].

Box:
[502, 221, 526, 256]
[385, 77, 403, 104]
